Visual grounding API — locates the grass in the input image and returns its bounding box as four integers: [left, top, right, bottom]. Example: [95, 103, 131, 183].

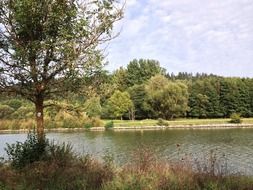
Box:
[110, 118, 253, 128]
[1, 118, 253, 131]
[1, 144, 253, 190]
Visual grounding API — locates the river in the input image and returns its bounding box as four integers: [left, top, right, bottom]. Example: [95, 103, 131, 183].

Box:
[1, 128, 253, 175]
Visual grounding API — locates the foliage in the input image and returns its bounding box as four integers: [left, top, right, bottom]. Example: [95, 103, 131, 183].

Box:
[0, 0, 123, 137]
[1, 142, 114, 190]
[111, 67, 128, 91]
[128, 84, 149, 119]
[1, 144, 253, 190]
[2, 64, 253, 124]
[5, 132, 48, 169]
[145, 75, 189, 119]
[4, 99, 23, 110]
[157, 118, 169, 126]
[126, 59, 166, 87]
[83, 96, 102, 117]
[106, 90, 133, 119]
[10, 106, 34, 119]
[53, 111, 85, 128]
[104, 121, 114, 129]
[84, 117, 104, 129]
[0, 105, 14, 119]
[84, 123, 93, 129]
[229, 113, 242, 124]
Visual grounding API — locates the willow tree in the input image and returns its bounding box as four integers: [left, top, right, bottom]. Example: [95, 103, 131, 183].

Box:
[0, 0, 122, 141]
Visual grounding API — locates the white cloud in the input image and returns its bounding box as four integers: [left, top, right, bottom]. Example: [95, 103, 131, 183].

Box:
[106, 0, 253, 77]
[126, 0, 138, 7]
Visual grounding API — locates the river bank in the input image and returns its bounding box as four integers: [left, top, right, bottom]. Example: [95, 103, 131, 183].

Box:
[1, 139, 253, 190]
[1, 123, 253, 134]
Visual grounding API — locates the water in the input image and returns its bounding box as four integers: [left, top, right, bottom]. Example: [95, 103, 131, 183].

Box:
[1, 128, 253, 175]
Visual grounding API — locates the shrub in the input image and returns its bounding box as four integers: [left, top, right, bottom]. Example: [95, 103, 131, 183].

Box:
[84, 123, 93, 129]
[54, 111, 86, 128]
[5, 132, 48, 169]
[157, 118, 169, 126]
[91, 117, 104, 128]
[5, 99, 23, 110]
[229, 113, 242, 124]
[4, 131, 76, 170]
[84, 117, 103, 129]
[0, 105, 15, 119]
[104, 121, 114, 129]
[10, 106, 34, 119]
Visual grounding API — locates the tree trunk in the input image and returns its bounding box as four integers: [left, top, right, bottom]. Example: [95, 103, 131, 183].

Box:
[35, 96, 44, 142]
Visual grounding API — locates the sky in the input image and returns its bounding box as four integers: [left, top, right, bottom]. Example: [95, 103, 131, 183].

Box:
[105, 0, 253, 77]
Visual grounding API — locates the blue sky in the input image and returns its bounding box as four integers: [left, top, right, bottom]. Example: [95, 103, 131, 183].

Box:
[106, 0, 253, 77]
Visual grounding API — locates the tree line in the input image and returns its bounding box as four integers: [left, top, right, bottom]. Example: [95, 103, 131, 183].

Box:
[1, 58, 253, 121]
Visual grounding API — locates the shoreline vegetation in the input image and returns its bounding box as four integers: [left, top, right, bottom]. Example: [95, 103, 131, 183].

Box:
[1, 118, 253, 134]
[1, 133, 253, 190]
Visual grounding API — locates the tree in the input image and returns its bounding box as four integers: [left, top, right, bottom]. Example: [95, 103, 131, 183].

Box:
[107, 90, 133, 120]
[128, 84, 149, 119]
[145, 75, 189, 119]
[188, 93, 209, 118]
[188, 78, 223, 118]
[83, 96, 102, 117]
[112, 67, 128, 91]
[0, 0, 122, 140]
[126, 59, 166, 86]
[0, 104, 14, 119]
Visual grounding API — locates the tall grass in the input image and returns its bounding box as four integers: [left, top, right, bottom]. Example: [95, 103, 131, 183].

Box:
[0, 144, 253, 190]
[0, 115, 104, 130]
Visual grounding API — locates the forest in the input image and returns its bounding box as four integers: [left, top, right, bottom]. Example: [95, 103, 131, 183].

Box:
[1, 58, 253, 129]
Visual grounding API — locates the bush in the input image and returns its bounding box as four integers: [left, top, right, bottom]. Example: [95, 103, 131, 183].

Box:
[157, 118, 169, 126]
[104, 121, 114, 129]
[2, 141, 114, 190]
[84, 117, 104, 129]
[0, 105, 15, 119]
[10, 106, 34, 119]
[4, 131, 76, 170]
[53, 111, 86, 128]
[84, 123, 93, 129]
[91, 117, 104, 128]
[5, 132, 48, 169]
[5, 99, 23, 110]
[229, 113, 242, 124]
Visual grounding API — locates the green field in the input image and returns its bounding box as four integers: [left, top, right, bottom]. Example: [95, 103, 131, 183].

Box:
[1, 118, 253, 131]
[108, 118, 253, 127]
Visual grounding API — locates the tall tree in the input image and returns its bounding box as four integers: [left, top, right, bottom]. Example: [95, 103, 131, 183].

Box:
[0, 0, 122, 140]
[128, 84, 149, 119]
[126, 59, 166, 86]
[145, 75, 189, 119]
[106, 90, 133, 120]
[83, 96, 102, 117]
[112, 67, 128, 91]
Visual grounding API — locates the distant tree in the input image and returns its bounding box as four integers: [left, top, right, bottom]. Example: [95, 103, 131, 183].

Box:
[83, 96, 102, 117]
[112, 67, 128, 91]
[145, 75, 189, 119]
[82, 70, 112, 98]
[237, 79, 251, 117]
[245, 79, 253, 117]
[0, 104, 14, 119]
[107, 90, 133, 120]
[188, 93, 209, 118]
[4, 99, 23, 110]
[220, 79, 239, 117]
[126, 59, 166, 86]
[0, 0, 122, 140]
[128, 84, 149, 119]
[188, 78, 223, 118]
